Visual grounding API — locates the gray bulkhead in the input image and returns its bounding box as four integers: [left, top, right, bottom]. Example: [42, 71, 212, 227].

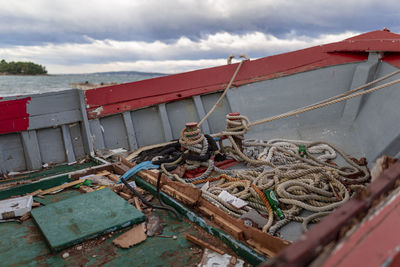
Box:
[1, 53, 400, 174]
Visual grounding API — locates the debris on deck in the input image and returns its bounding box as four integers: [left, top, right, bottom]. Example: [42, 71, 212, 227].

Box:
[113, 222, 147, 248]
[0, 195, 32, 220]
[199, 248, 245, 267]
[186, 233, 225, 255]
[31, 188, 145, 251]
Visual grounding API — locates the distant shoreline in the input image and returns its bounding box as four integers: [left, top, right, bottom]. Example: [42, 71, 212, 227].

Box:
[0, 73, 50, 76]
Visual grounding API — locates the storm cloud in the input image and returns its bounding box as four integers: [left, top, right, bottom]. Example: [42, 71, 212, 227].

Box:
[0, 0, 398, 73]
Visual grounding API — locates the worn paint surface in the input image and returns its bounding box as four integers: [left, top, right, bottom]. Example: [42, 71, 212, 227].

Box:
[322, 189, 400, 267]
[83, 30, 400, 120]
[31, 188, 145, 251]
[0, 189, 207, 267]
[134, 175, 266, 266]
[0, 97, 31, 134]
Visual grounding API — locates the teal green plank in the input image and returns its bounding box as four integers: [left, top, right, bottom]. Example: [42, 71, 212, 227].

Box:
[0, 174, 71, 200]
[31, 188, 145, 251]
[0, 160, 99, 185]
[0, 208, 204, 266]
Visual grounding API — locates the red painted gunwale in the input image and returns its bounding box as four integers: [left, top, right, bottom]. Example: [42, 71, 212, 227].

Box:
[84, 30, 400, 119]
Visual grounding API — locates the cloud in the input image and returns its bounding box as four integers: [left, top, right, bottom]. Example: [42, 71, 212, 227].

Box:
[0, 0, 396, 74]
[0, 0, 398, 46]
[0, 30, 358, 73]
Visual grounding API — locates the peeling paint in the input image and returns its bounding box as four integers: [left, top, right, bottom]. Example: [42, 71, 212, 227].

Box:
[0, 97, 31, 134]
[89, 106, 104, 116]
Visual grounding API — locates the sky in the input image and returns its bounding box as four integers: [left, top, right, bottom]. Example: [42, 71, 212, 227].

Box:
[0, 0, 399, 74]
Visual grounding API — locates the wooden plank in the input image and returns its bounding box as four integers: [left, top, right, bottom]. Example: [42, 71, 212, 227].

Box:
[214, 215, 244, 241]
[21, 130, 42, 170]
[38, 179, 85, 196]
[78, 90, 94, 155]
[137, 170, 290, 257]
[138, 171, 200, 206]
[26, 90, 80, 117]
[28, 110, 82, 130]
[158, 103, 173, 142]
[199, 197, 290, 254]
[133, 197, 142, 212]
[122, 111, 138, 151]
[186, 233, 225, 255]
[61, 125, 76, 163]
[119, 156, 135, 168]
[126, 141, 174, 161]
[95, 170, 111, 176]
[113, 222, 146, 248]
[89, 119, 105, 150]
[113, 162, 130, 175]
[107, 173, 121, 183]
[27, 189, 43, 196]
[0, 147, 7, 175]
[193, 95, 210, 134]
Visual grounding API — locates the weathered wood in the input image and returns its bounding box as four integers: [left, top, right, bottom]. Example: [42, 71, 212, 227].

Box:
[78, 90, 94, 155]
[158, 103, 173, 142]
[107, 173, 121, 183]
[113, 222, 146, 248]
[119, 156, 135, 168]
[198, 197, 290, 255]
[137, 170, 290, 257]
[186, 233, 225, 255]
[29, 110, 82, 131]
[138, 171, 201, 206]
[122, 111, 138, 151]
[133, 197, 142, 212]
[27, 189, 43, 196]
[119, 192, 131, 200]
[193, 95, 211, 134]
[126, 141, 175, 161]
[89, 119, 105, 150]
[213, 215, 244, 241]
[113, 162, 130, 175]
[38, 179, 85, 196]
[78, 185, 94, 193]
[70, 164, 114, 179]
[61, 124, 76, 163]
[95, 170, 111, 176]
[21, 130, 42, 170]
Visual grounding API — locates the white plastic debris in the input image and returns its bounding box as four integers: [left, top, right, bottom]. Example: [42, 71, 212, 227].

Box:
[217, 190, 248, 209]
[62, 252, 69, 258]
[198, 249, 244, 267]
[0, 195, 33, 220]
[128, 181, 137, 189]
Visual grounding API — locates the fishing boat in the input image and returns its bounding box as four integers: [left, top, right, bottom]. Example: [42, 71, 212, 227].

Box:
[1, 29, 399, 266]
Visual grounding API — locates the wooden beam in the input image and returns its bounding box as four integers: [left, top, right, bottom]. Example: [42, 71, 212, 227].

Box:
[138, 171, 201, 206]
[186, 233, 225, 255]
[38, 179, 85, 196]
[137, 170, 290, 257]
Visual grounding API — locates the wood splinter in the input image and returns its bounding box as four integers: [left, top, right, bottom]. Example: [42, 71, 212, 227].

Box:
[185, 233, 225, 255]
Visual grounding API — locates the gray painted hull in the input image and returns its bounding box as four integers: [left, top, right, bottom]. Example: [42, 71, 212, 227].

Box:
[1, 53, 399, 174]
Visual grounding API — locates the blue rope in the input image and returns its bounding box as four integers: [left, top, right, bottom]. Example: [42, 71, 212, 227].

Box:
[117, 161, 159, 183]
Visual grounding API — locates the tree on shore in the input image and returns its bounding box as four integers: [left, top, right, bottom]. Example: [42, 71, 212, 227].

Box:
[0, 59, 47, 75]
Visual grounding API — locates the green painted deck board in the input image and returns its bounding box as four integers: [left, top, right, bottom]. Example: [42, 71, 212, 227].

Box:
[1, 209, 203, 266]
[0, 160, 98, 185]
[31, 188, 145, 251]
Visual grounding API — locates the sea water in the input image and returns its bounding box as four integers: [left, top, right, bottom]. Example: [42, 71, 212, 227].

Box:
[0, 73, 162, 97]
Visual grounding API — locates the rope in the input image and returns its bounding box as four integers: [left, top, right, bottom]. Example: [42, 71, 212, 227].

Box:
[182, 138, 369, 234]
[198, 55, 248, 127]
[192, 174, 275, 231]
[250, 77, 400, 127]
